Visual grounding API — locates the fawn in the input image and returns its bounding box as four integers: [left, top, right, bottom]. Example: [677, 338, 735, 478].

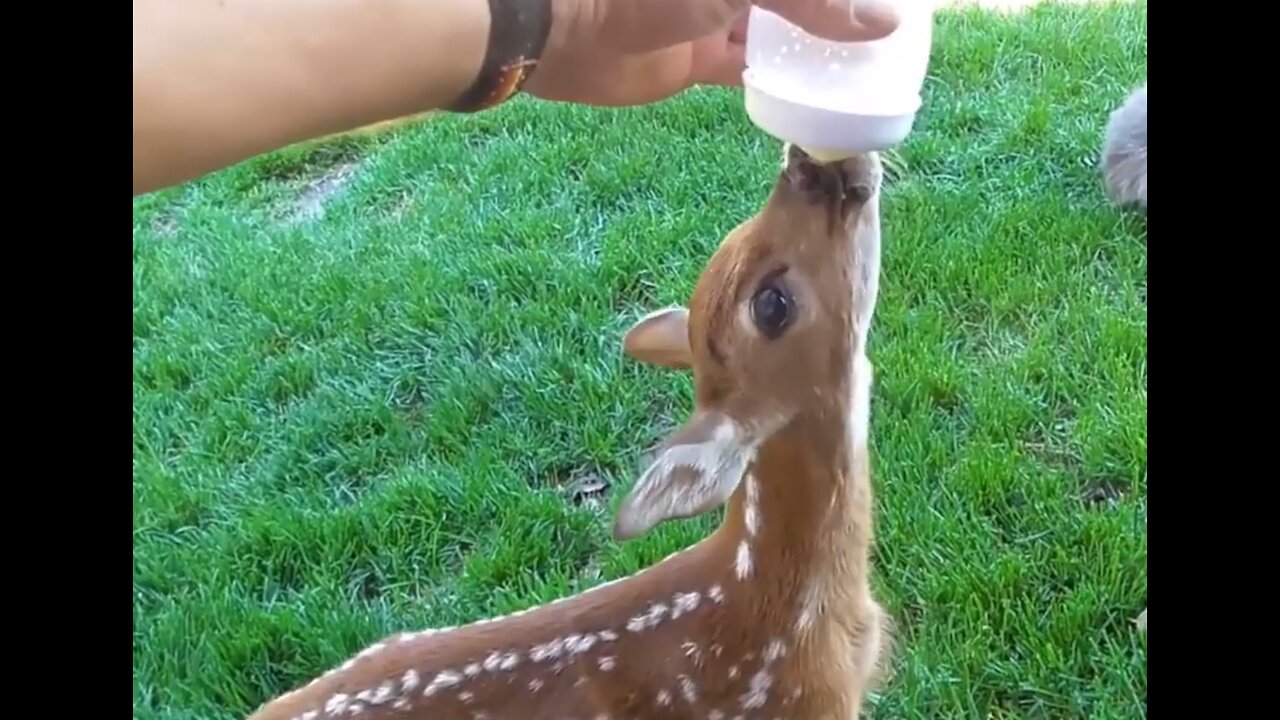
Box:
[247, 146, 890, 720]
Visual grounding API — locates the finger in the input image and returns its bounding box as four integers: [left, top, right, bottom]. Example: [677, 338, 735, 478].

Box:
[601, 0, 750, 53]
[728, 11, 750, 45]
[759, 0, 901, 42]
[692, 38, 747, 88]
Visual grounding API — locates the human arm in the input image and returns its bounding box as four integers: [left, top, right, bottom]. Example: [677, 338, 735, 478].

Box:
[132, 0, 490, 195]
[133, 0, 899, 196]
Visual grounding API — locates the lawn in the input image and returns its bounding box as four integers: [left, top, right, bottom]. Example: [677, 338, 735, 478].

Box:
[132, 2, 1147, 718]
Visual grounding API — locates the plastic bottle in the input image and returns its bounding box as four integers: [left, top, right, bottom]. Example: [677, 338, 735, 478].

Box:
[743, 2, 936, 161]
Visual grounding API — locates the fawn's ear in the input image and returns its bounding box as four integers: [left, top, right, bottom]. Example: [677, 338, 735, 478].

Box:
[613, 411, 755, 540]
[623, 307, 692, 369]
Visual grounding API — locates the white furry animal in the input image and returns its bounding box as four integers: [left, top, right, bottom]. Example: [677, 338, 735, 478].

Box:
[1100, 83, 1147, 211]
[1101, 82, 1147, 635]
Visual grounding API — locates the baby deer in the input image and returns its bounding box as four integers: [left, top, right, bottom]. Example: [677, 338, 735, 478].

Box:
[246, 145, 890, 720]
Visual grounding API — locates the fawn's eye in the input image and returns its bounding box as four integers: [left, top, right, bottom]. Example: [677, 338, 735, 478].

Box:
[750, 283, 794, 340]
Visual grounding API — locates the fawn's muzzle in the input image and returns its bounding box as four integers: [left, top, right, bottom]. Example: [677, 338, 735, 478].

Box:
[782, 145, 877, 212]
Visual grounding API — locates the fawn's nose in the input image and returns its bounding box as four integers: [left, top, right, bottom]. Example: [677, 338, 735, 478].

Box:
[782, 145, 879, 207]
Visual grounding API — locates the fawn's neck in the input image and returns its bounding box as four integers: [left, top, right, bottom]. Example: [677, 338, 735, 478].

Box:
[718, 392, 875, 634]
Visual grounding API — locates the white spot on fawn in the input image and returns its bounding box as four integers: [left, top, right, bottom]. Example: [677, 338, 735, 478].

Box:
[671, 591, 701, 619]
[324, 693, 349, 715]
[657, 689, 673, 706]
[598, 656, 616, 671]
[401, 669, 420, 692]
[370, 683, 395, 705]
[566, 633, 598, 655]
[529, 678, 545, 692]
[764, 639, 786, 664]
[423, 670, 463, 697]
[744, 475, 760, 536]
[728, 665, 740, 679]
[796, 605, 816, 633]
[795, 574, 828, 634]
[531, 638, 566, 662]
[682, 641, 701, 664]
[627, 602, 669, 633]
[709, 584, 725, 603]
[459, 691, 474, 704]
[735, 540, 753, 579]
[679, 675, 699, 703]
[598, 629, 619, 642]
[741, 670, 773, 710]
[709, 711, 725, 720]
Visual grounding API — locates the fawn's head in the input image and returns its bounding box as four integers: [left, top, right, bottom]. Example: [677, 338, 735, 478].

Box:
[613, 146, 883, 540]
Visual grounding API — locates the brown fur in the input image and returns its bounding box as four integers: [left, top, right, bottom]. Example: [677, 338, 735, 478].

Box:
[246, 148, 890, 720]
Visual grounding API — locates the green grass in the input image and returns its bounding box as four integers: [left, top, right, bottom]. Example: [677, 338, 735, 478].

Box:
[132, 2, 1147, 718]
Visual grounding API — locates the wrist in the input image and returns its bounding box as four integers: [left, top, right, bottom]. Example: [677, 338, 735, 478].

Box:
[520, 0, 594, 101]
[447, 0, 558, 112]
[541, 0, 582, 63]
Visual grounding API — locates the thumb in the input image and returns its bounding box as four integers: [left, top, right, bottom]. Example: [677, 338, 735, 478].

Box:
[690, 32, 749, 88]
[597, 1, 899, 54]
[757, 0, 901, 42]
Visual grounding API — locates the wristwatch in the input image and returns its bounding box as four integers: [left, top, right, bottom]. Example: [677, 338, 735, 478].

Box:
[447, 0, 554, 112]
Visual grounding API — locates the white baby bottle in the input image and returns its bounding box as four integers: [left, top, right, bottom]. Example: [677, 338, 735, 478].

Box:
[743, 1, 936, 160]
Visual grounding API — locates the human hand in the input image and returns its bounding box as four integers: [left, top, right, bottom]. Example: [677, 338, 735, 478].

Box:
[523, 0, 901, 107]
